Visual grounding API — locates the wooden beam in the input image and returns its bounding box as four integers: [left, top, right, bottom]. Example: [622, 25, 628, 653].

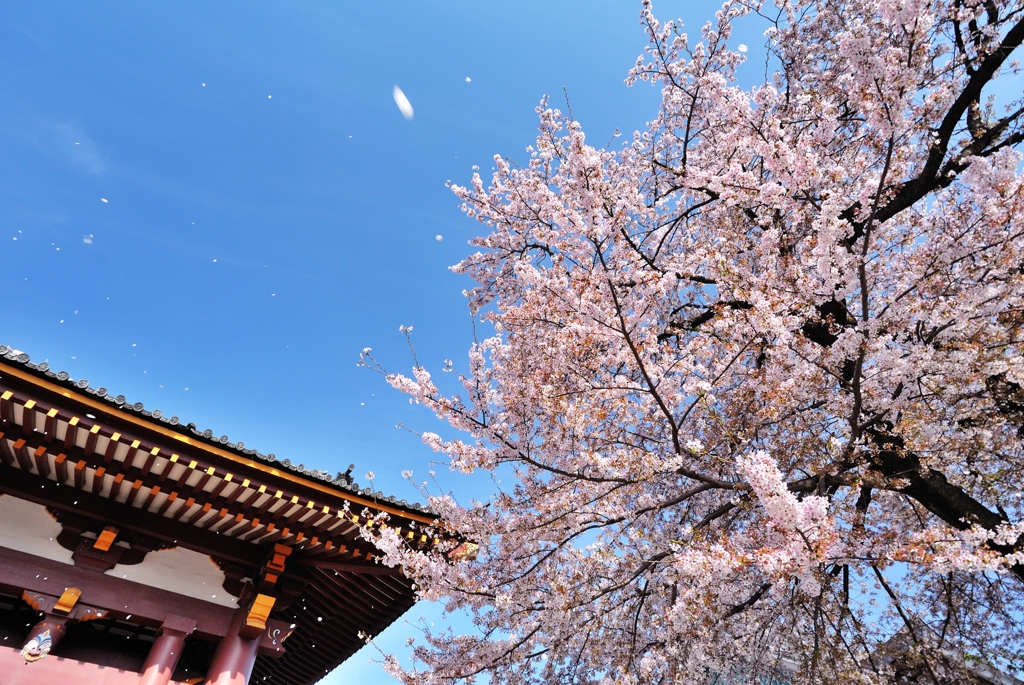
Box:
[295, 559, 404, 577]
[171, 496, 196, 521]
[139, 446, 160, 477]
[157, 453, 178, 484]
[122, 439, 141, 469]
[0, 545, 237, 639]
[44, 408, 59, 442]
[174, 458, 197, 489]
[92, 465, 109, 495]
[109, 472, 125, 500]
[0, 390, 14, 423]
[73, 458, 86, 489]
[156, 490, 178, 516]
[206, 507, 229, 530]
[211, 511, 244, 534]
[124, 478, 144, 507]
[64, 415, 80, 451]
[190, 465, 216, 494]
[83, 424, 102, 456]
[0, 463, 263, 566]
[54, 452, 68, 483]
[32, 445, 50, 478]
[0, 432, 14, 466]
[23, 399, 37, 433]
[239, 521, 271, 542]
[225, 478, 254, 506]
[141, 484, 161, 512]
[14, 438, 32, 472]
[207, 472, 235, 500]
[102, 431, 121, 465]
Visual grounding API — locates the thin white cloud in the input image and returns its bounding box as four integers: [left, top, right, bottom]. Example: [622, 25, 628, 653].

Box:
[53, 121, 108, 175]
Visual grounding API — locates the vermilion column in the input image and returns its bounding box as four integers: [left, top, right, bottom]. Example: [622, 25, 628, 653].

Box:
[138, 615, 197, 685]
[202, 607, 261, 685]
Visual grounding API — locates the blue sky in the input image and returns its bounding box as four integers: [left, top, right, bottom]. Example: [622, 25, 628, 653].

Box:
[0, 1, 748, 682]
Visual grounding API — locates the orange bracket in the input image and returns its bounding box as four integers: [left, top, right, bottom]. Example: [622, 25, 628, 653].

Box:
[240, 594, 277, 638]
[54, 588, 82, 614]
[93, 526, 119, 552]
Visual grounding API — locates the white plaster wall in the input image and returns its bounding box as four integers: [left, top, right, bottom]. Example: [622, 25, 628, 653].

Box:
[0, 494, 239, 608]
[108, 546, 239, 608]
[0, 495, 75, 565]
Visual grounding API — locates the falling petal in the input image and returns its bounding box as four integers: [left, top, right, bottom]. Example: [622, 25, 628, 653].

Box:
[101, 198, 109, 203]
[435, 235, 443, 241]
[738, 44, 748, 52]
[465, 77, 472, 82]
[393, 86, 414, 120]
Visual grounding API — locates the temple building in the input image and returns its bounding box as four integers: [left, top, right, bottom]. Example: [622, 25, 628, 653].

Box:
[0, 346, 439, 685]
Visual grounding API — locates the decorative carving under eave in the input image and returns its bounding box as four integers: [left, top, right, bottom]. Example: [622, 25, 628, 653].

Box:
[19, 589, 109, 663]
[48, 507, 173, 571]
[22, 624, 61, 662]
[257, 618, 298, 658]
[273, 575, 306, 613]
[212, 557, 252, 598]
[253, 543, 306, 612]
[21, 589, 108, 622]
[240, 593, 277, 638]
[259, 543, 292, 592]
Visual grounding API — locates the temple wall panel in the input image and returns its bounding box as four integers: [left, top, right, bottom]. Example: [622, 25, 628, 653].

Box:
[108, 546, 239, 608]
[0, 496, 74, 565]
[0, 644, 190, 685]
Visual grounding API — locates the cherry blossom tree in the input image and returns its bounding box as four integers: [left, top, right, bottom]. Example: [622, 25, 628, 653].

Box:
[362, 0, 1024, 681]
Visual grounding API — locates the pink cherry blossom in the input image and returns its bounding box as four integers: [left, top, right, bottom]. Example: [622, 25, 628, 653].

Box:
[364, 0, 1024, 681]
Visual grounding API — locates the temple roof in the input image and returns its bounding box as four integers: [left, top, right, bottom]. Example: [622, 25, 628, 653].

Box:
[0, 344, 431, 515]
[0, 344, 440, 685]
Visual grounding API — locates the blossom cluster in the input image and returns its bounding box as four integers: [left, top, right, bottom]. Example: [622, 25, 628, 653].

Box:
[365, 0, 1024, 681]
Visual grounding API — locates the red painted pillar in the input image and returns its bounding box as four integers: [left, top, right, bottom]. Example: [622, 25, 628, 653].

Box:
[202, 608, 261, 685]
[138, 615, 197, 685]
